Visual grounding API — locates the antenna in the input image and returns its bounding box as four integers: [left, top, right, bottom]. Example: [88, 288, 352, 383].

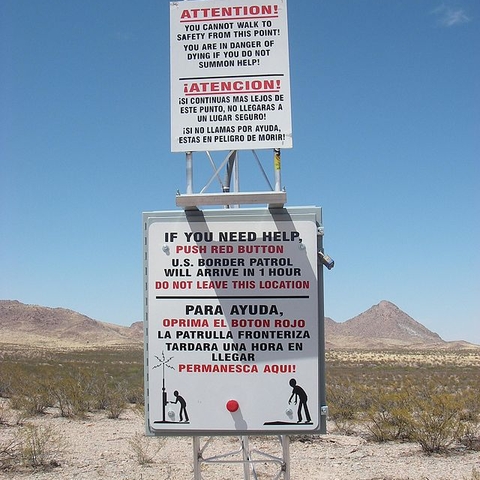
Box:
[152, 352, 175, 423]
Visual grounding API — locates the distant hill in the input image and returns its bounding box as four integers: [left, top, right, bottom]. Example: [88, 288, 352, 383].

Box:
[325, 300, 447, 349]
[0, 299, 477, 349]
[0, 300, 141, 348]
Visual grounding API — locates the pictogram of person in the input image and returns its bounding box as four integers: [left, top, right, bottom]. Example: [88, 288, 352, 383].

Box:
[170, 390, 189, 422]
[288, 378, 311, 423]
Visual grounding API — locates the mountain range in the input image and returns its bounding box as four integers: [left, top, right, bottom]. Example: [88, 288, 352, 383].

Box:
[0, 299, 476, 349]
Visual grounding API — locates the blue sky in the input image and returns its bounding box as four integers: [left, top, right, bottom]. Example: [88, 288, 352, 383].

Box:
[1, 0, 479, 344]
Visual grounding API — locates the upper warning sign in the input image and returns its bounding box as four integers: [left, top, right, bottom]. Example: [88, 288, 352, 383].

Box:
[170, 0, 292, 152]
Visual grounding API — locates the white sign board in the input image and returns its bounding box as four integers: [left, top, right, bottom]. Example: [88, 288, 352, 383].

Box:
[144, 207, 321, 435]
[170, 0, 293, 152]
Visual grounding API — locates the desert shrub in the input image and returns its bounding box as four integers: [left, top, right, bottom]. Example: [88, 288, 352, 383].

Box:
[0, 399, 27, 427]
[363, 375, 472, 452]
[404, 381, 465, 454]
[9, 378, 54, 416]
[0, 363, 17, 398]
[125, 382, 144, 405]
[458, 387, 480, 423]
[18, 423, 66, 470]
[89, 372, 113, 411]
[461, 423, 480, 451]
[49, 369, 95, 418]
[128, 432, 165, 465]
[1, 346, 144, 399]
[88, 373, 128, 418]
[0, 435, 20, 471]
[327, 380, 364, 434]
[326, 350, 480, 453]
[0, 347, 145, 420]
[0, 400, 10, 426]
[365, 389, 411, 442]
[105, 383, 128, 419]
[457, 387, 480, 451]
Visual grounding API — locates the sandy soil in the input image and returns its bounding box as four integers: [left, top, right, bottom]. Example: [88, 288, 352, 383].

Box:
[1, 407, 479, 480]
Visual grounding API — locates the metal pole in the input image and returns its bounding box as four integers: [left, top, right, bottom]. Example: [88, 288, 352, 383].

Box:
[186, 151, 193, 194]
[281, 435, 290, 480]
[232, 150, 240, 208]
[317, 227, 327, 434]
[223, 150, 240, 208]
[193, 436, 201, 480]
[274, 148, 281, 192]
[223, 151, 235, 193]
[241, 436, 251, 480]
[233, 151, 240, 193]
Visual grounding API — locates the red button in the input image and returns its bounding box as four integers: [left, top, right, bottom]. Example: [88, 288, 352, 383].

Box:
[226, 400, 239, 412]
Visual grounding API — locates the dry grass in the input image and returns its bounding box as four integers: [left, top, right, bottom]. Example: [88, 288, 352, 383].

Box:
[327, 349, 480, 367]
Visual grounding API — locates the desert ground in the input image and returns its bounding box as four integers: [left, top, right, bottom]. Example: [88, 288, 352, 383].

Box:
[1, 401, 479, 479]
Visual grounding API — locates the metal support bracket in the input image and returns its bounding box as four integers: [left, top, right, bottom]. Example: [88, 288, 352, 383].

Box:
[176, 191, 286, 209]
[177, 149, 286, 210]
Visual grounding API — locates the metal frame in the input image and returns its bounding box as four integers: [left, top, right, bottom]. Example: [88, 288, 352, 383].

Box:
[193, 435, 290, 480]
[176, 149, 286, 209]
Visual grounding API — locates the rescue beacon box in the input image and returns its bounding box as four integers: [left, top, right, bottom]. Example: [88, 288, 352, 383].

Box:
[144, 207, 322, 435]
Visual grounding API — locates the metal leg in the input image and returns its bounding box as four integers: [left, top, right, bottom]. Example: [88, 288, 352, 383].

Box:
[241, 436, 251, 480]
[281, 435, 290, 480]
[193, 436, 201, 480]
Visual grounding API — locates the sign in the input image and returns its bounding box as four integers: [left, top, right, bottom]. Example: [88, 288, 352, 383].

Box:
[170, 0, 293, 152]
[144, 207, 322, 435]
